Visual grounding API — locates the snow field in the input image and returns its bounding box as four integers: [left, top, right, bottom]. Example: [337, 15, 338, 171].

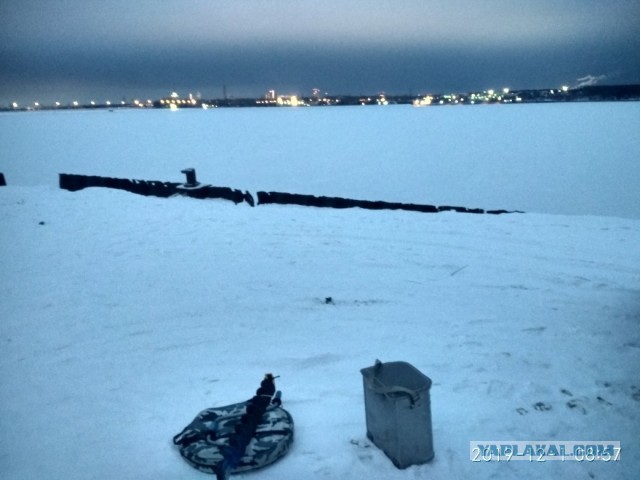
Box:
[1, 185, 639, 479]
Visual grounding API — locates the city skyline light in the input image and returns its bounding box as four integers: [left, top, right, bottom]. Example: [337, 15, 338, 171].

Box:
[1, 0, 639, 106]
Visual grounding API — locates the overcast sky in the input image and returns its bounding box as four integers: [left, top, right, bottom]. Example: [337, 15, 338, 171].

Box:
[1, 0, 639, 105]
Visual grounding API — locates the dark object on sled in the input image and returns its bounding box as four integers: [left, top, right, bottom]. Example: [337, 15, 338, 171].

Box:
[361, 360, 434, 468]
[173, 378, 293, 478]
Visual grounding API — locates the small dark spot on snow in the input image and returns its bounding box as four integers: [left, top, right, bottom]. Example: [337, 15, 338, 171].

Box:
[560, 388, 573, 396]
[516, 407, 528, 415]
[325, 297, 334, 305]
[39, 221, 45, 225]
[522, 326, 546, 333]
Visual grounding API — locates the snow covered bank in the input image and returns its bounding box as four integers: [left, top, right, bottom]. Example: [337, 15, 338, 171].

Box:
[1, 186, 639, 479]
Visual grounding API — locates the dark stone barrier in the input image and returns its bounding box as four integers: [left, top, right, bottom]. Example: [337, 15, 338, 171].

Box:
[438, 206, 469, 213]
[59, 173, 520, 215]
[59, 173, 253, 205]
[60, 173, 178, 197]
[258, 191, 442, 213]
[177, 184, 254, 205]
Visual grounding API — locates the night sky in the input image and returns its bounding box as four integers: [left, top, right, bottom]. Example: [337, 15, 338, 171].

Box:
[2, 0, 640, 105]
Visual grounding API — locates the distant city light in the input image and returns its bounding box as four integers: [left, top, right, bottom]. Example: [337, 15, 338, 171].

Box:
[412, 95, 433, 106]
[2, 82, 625, 112]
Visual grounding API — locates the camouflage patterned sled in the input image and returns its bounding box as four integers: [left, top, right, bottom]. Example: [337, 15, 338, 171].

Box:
[173, 401, 294, 475]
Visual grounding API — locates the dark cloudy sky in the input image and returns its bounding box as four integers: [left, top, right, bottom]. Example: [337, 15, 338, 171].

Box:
[2, 0, 640, 105]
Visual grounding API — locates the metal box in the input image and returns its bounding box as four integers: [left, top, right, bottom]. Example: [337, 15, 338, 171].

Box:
[361, 360, 434, 468]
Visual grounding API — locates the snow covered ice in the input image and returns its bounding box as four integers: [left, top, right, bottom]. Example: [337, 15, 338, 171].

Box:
[1, 103, 639, 479]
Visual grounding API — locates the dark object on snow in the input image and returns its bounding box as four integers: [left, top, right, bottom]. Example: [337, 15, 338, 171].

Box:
[173, 374, 293, 480]
[256, 190, 439, 213]
[181, 168, 200, 187]
[0, 173, 6, 186]
[361, 360, 434, 468]
[59, 173, 178, 197]
[58, 172, 520, 215]
[58, 173, 251, 205]
[325, 297, 334, 305]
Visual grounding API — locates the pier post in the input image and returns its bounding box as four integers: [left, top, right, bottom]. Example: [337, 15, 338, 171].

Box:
[181, 168, 199, 187]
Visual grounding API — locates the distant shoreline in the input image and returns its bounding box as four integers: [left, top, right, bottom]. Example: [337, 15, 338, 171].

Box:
[3, 84, 639, 112]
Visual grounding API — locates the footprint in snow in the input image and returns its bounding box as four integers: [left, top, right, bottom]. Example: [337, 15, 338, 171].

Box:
[596, 380, 640, 401]
[350, 439, 372, 449]
[566, 398, 587, 414]
[533, 401, 552, 412]
[350, 439, 374, 462]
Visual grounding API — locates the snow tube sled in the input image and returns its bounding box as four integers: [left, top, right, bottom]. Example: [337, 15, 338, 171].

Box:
[173, 379, 293, 477]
